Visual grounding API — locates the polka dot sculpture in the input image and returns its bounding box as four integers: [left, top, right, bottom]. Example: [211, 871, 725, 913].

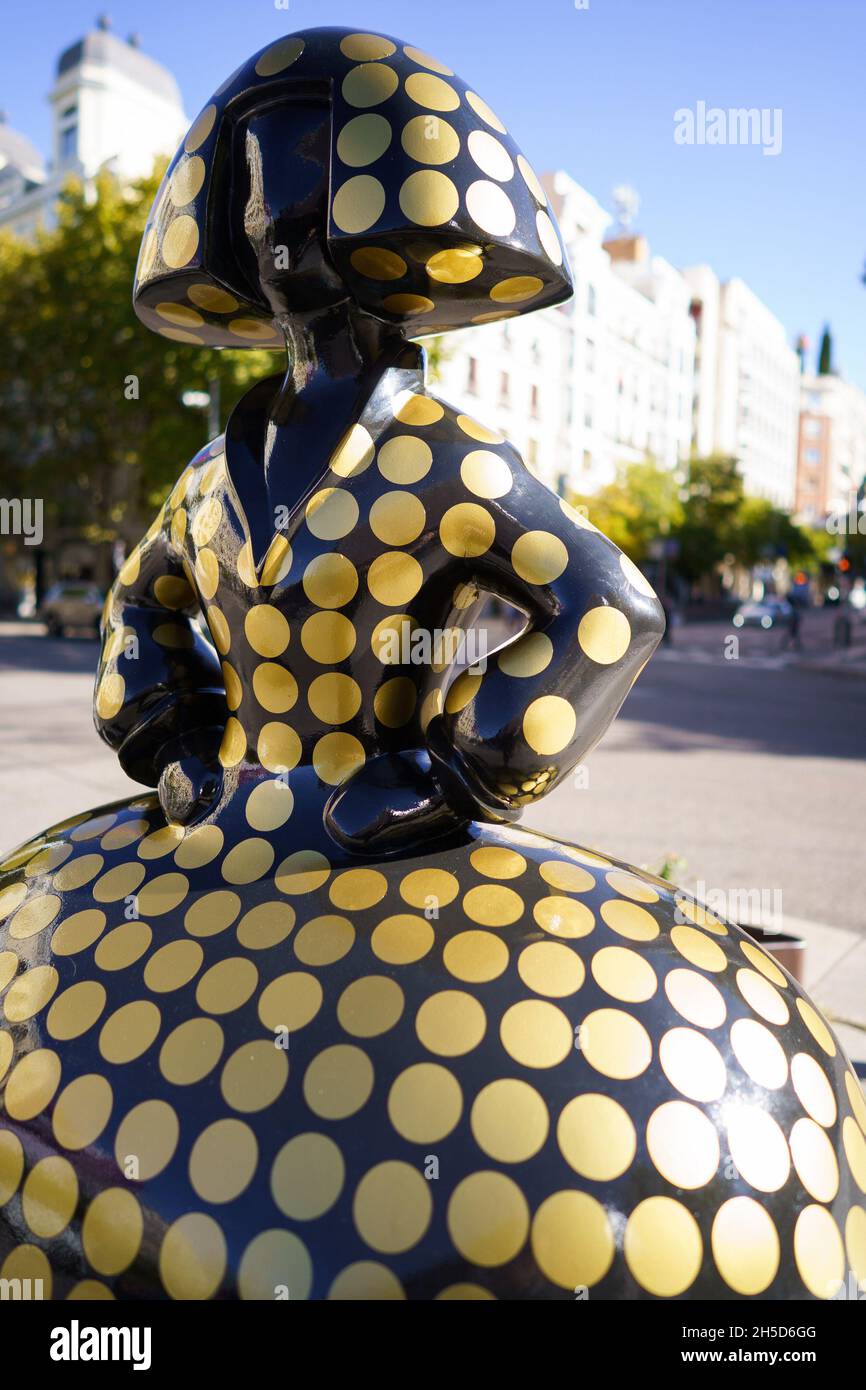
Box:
[1, 27, 864, 1302]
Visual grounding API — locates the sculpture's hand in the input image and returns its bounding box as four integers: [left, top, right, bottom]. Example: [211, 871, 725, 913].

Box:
[325, 749, 469, 855]
[156, 727, 225, 826]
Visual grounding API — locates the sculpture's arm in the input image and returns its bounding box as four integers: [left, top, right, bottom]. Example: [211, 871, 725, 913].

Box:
[94, 500, 226, 817]
[425, 459, 666, 823]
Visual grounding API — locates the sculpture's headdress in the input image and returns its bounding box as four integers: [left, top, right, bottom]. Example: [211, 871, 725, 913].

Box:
[133, 26, 572, 348]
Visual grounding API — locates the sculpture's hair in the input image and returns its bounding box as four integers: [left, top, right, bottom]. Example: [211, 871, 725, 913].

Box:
[133, 25, 573, 348]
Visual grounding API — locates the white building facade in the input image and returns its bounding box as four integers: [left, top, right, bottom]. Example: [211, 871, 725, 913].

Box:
[684, 267, 800, 509]
[437, 171, 696, 498]
[0, 20, 186, 240]
[796, 373, 866, 525]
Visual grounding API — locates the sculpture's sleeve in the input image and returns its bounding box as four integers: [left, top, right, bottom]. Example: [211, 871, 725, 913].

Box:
[94, 498, 226, 787]
[425, 454, 666, 822]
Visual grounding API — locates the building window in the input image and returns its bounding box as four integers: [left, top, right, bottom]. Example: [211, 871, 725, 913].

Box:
[584, 399, 594, 430]
[582, 450, 593, 471]
[466, 357, 478, 394]
[805, 448, 820, 464]
[59, 105, 78, 163]
[530, 384, 540, 419]
[527, 438, 539, 465]
[585, 339, 595, 372]
[587, 284, 597, 316]
[499, 371, 510, 407]
[803, 418, 822, 438]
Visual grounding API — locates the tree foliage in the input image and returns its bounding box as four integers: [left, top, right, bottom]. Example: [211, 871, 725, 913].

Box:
[0, 167, 274, 546]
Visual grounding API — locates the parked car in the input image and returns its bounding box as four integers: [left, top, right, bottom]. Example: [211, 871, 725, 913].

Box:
[732, 597, 794, 631]
[38, 582, 103, 637]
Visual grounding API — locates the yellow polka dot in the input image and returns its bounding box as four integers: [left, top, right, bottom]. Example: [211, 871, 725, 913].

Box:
[647, 1099, 720, 1189]
[577, 606, 632, 664]
[115, 1100, 179, 1181]
[845, 1206, 866, 1288]
[337, 975, 404, 1038]
[416, 990, 486, 1056]
[22, 1156, 78, 1238]
[625, 1197, 702, 1297]
[160, 1212, 226, 1301]
[183, 889, 240, 938]
[8, 892, 61, 940]
[740, 938, 788, 987]
[195, 957, 258, 1014]
[82, 1187, 143, 1275]
[427, 247, 483, 283]
[221, 837, 274, 885]
[329, 868, 388, 911]
[221, 1040, 289, 1113]
[174, 824, 224, 870]
[251, 662, 297, 714]
[532, 1190, 614, 1289]
[338, 114, 394, 168]
[236, 899, 295, 952]
[660, 1026, 726, 1101]
[470, 846, 526, 879]
[255, 722, 301, 775]
[591, 945, 656, 1003]
[159, 1017, 224, 1086]
[465, 90, 507, 132]
[190, 1118, 257, 1204]
[797, 997, 836, 1056]
[517, 941, 585, 997]
[258, 971, 323, 1033]
[99, 1000, 161, 1064]
[143, 939, 203, 994]
[731, 1017, 788, 1089]
[844, 1116, 866, 1192]
[207, 605, 230, 653]
[399, 169, 459, 226]
[138, 824, 185, 860]
[389, 1062, 463, 1143]
[275, 849, 331, 894]
[239, 1229, 312, 1301]
[794, 1205, 845, 1299]
[294, 914, 355, 966]
[470, 1078, 547, 1162]
[329, 1262, 406, 1300]
[254, 34, 305, 75]
[670, 924, 727, 972]
[466, 180, 516, 236]
[332, 174, 386, 233]
[533, 894, 594, 938]
[306, 487, 359, 540]
[188, 283, 238, 313]
[448, 1172, 528, 1267]
[401, 114, 460, 165]
[511, 531, 567, 585]
[790, 1117, 839, 1202]
[245, 779, 294, 831]
[369, 490, 426, 546]
[261, 534, 292, 587]
[726, 1106, 790, 1192]
[377, 434, 432, 483]
[664, 967, 727, 1028]
[537, 208, 563, 264]
[443, 930, 508, 983]
[303, 553, 358, 609]
[303, 1044, 374, 1119]
[50, 908, 106, 956]
[846, 1071, 866, 1132]
[460, 883, 521, 927]
[272, 1132, 345, 1220]
[0, 1129, 24, 1203]
[4, 963, 59, 1022]
[500, 999, 572, 1068]
[394, 392, 444, 425]
[52, 1073, 113, 1149]
[342, 62, 399, 108]
[439, 502, 495, 557]
[137, 872, 189, 917]
[711, 1197, 780, 1295]
[92, 861, 146, 904]
[788, 1052, 836, 1127]
[372, 674, 417, 727]
[162, 215, 199, 268]
[580, 1008, 651, 1080]
[523, 696, 575, 754]
[244, 605, 289, 658]
[303, 614, 358, 667]
[367, 550, 423, 605]
[354, 1160, 432, 1254]
[557, 1093, 636, 1180]
[599, 898, 658, 941]
[490, 274, 544, 304]
[675, 895, 727, 932]
[46, 980, 106, 1040]
[184, 104, 216, 152]
[606, 869, 659, 904]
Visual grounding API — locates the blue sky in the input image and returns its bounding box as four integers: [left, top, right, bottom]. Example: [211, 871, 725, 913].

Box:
[4, 0, 865, 387]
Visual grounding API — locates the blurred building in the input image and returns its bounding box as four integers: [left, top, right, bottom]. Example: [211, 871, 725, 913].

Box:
[795, 373, 866, 525]
[436, 171, 696, 497]
[684, 267, 800, 509]
[0, 17, 186, 239]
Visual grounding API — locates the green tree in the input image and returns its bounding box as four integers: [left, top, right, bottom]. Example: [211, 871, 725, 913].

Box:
[570, 459, 684, 563]
[818, 325, 833, 375]
[732, 497, 815, 569]
[671, 454, 744, 586]
[0, 167, 274, 549]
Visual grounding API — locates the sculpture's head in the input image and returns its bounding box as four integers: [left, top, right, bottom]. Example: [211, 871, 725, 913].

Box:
[133, 26, 573, 349]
